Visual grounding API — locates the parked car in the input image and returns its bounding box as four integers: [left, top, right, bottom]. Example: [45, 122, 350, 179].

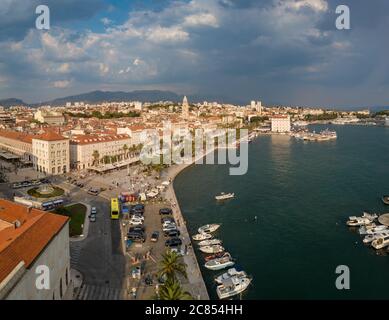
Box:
[129, 226, 145, 233]
[162, 220, 176, 228]
[165, 237, 182, 247]
[87, 188, 99, 196]
[163, 224, 177, 232]
[161, 216, 175, 224]
[159, 208, 172, 215]
[91, 207, 97, 215]
[127, 231, 146, 243]
[130, 218, 143, 226]
[164, 229, 180, 237]
[131, 214, 144, 221]
[89, 214, 96, 222]
[151, 231, 160, 242]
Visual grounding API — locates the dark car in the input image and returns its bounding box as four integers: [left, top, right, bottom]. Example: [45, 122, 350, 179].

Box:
[164, 229, 180, 238]
[161, 216, 175, 224]
[165, 237, 182, 247]
[151, 231, 160, 242]
[130, 204, 145, 215]
[127, 231, 146, 243]
[129, 225, 145, 233]
[87, 188, 99, 196]
[159, 208, 173, 215]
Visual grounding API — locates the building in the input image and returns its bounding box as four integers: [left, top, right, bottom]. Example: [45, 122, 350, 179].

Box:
[271, 115, 291, 133]
[0, 130, 33, 162]
[70, 134, 133, 170]
[182, 96, 189, 118]
[34, 109, 65, 126]
[0, 199, 70, 300]
[32, 132, 70, 175]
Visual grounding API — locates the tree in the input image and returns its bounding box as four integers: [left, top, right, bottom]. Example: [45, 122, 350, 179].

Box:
[158, 250, 187, 280]
[92, 150, 100, 166]
[157, 278, 193, 300]
[123, 144, 129, 159]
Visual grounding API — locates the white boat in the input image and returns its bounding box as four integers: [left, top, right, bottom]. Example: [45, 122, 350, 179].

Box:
[216, 276, 251, 299]
[362, 212, 378, 221]
[198, 239, 222, 247]
[198, 224, 220, 234]
[192, 233, 212, 241]
[205, 254, 235, 271]
[346, 216, 372, 227]
[199, 245, 225, 254]
[215, 192, 234, 201]
[366, 225, 388, 235]
[372, 235, 389, 249]
[215, 268, 248, 285]
[358, 223, 377, 235]
[363, 232, 389, 244]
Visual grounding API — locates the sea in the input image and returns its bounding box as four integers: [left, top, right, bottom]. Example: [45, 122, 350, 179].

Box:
[174, 124, 389, 299]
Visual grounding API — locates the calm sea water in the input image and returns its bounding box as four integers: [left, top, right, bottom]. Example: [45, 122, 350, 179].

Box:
[174, 125, 389, 299]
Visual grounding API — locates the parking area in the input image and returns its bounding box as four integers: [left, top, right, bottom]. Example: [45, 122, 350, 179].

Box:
[123, 202, 190, 300]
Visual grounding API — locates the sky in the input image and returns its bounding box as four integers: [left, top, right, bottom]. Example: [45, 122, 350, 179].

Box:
[0, 0, 389, 107]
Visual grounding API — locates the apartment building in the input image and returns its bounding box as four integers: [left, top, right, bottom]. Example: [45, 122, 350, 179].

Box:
[70, 134, 133, 170]
[271, 115, 291, 133]
[32, 132, 70, 175]
[0, 130, 33, 162]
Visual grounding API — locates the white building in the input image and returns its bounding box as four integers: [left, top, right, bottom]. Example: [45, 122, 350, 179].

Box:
[32, 132, 70, 175]
[271, 115, 291, 133]
[0, 199, 70, 300]
[34, 109, 65, 126]
[70, 134, 133, 170]
[182, 96, 189, 118]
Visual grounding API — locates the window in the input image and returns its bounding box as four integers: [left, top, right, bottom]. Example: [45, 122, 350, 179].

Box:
[52, 167, 55, 174]
[60, 278, 63, 299]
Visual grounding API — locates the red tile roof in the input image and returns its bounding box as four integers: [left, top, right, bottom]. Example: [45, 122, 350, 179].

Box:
[0, 130, 33, 144]
[0, 199, 68, 283]
[33, 131, 67, 141]
[70, 134, 130, 145]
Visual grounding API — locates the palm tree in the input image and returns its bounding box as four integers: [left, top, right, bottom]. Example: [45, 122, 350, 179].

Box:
[92, 150, 100, 166]
[157, 278, 193, 300]
[158, 250, 187, 280]
[123, 144, 128, 159]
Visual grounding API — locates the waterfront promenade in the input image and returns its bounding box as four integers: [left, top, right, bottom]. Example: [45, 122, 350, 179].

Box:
[163, 163, 210, 300]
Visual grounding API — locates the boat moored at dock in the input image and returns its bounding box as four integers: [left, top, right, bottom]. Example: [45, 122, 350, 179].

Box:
[372, 235, 389, 249]
[192, 232, 213, 241]
[205, 254, 235, 270]
[199, 244, 225, 254]
[216, 276, 251, 299]
[198, 239, 222, 246]
[198, 224, 221, 233]
[214, 268, 248, 285]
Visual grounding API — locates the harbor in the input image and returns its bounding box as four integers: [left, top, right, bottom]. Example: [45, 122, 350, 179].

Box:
[174, 124, 389, 299]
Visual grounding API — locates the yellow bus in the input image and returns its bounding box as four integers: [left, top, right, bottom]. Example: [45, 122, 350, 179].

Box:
[111, 198, 119, 219]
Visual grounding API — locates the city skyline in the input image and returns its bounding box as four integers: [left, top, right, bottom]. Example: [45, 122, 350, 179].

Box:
[1, 0, 389, 107]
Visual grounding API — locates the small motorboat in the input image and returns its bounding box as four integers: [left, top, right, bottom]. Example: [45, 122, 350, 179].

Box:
[198, 224, 220, 234]
[382, 196, 389, 205]
[366, 225, 389, 235]
[216, 276, 251, 299]
[372, 235, 389, 249]
[199, 245, 225, 254]
[362, 212, 378, 221]
[214, 268, 248, 285]
[358, 223, 377, 235]
[192, 233, 212, 241]
[204, 252, 230, 262]
[346, 216, 372, 227]
[205, 254, 235, 271]
[198, 239, 222, 247]
[215, 192, 234, 201]
[363, 232, 389, 244]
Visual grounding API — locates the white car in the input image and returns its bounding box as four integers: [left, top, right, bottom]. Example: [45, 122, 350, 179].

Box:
[163, 224, 177, 232]
[162, 221, 176, 228]
[131, 214, 144, 221]
[91, 207, 97, 214]
[130, 218, 143, 226]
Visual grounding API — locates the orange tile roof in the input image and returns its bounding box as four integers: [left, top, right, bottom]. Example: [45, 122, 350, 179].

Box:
[70, 134, 130, 145]
[0, 199, 68, 283]
[0, 130, 33, 144]
[33, 131, 67, 141]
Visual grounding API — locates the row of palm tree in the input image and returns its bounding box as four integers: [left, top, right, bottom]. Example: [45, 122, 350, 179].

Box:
[91, 144, 143, 166]
[156, 250, 193, 300]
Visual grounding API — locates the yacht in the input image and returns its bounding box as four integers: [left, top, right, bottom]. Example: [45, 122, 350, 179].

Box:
[215, 193, 235, 201]
[215, 268, 248, 285]
[198, 239, 222, 247]
[372, 235, 389, 249]
[346, 216, 372, 227]
[365, 225, 388, 235]
[363, 232, 389, 244]
[362, 212, 378, 221]
[198, 224, 221, 234]
[192, 233, 212, 241]
[216, 276, 251, 299]
[358, 223, 377, 235]
[199, 245, 225, 254]
[204, 252, 230, 262]
[205, 254, 235, 271]
[382, 195, 389, 205]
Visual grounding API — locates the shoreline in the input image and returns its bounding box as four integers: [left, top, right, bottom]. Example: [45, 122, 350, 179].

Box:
[162, 152, 216, 300]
